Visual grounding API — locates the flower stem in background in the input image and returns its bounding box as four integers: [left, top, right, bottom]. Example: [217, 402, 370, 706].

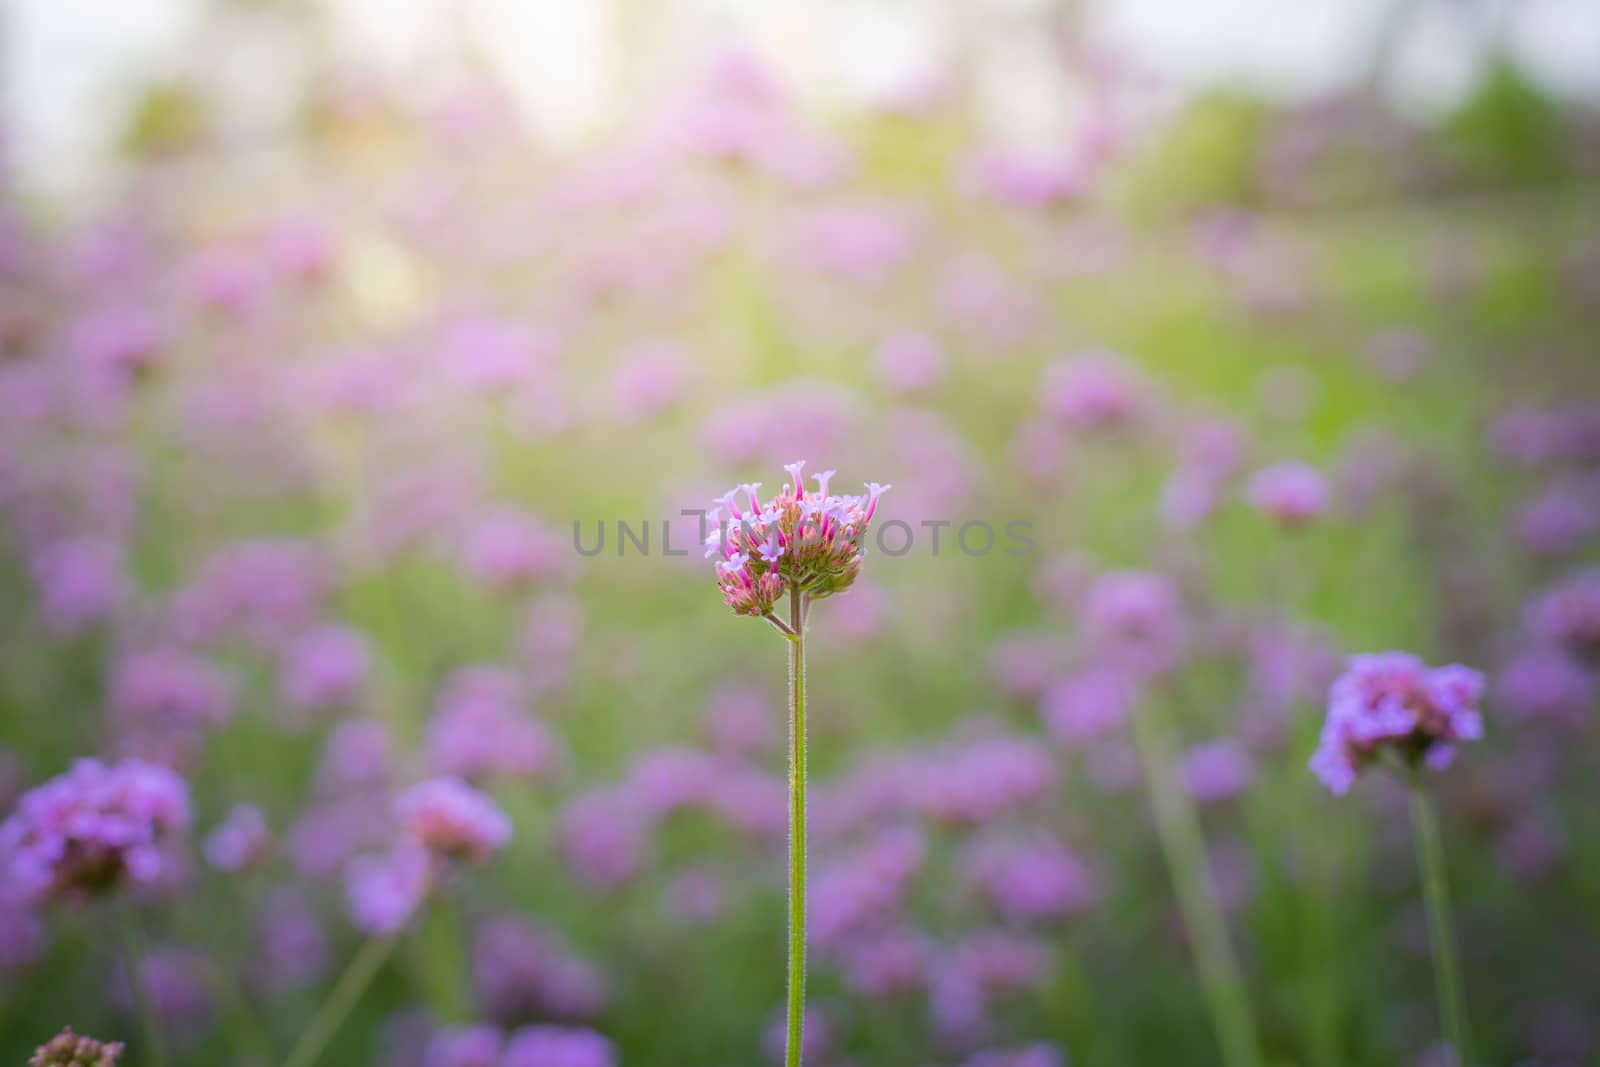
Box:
[281, 935, 397, 1067]
[414, 899, 472, 1024]
[1409, 781, 1474, 1067]
[115, 906, 168, 1067]
[1131, 703, 1265, 1067]
[785, 587, 808, 1067]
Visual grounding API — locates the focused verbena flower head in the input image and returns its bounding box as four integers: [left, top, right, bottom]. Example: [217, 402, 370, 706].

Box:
[1310, 653, 1486, 795]
[706, 461, 889, 619]
[0, 758, 190, 902]
[29, 1027, 124, 1067]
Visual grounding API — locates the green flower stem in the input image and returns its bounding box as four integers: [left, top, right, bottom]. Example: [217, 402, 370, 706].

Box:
[415, 898, 471, 1024]
[281, 934, 397, 1067]
[1131, 702, 1265, 1067]
[1408, 781, 1474, 1067]
[116, 904, 169, 1067]
[784, 587, 808, 1067]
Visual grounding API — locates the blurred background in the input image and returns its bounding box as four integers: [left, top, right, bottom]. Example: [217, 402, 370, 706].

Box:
[2, 1, 1599, 1066]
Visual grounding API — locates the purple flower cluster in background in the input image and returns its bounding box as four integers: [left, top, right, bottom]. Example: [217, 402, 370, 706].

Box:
[1, 759, 190, 902]
[1311, 654, 1485, 795]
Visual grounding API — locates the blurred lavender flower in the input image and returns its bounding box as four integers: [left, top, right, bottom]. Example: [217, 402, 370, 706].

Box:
[961, 831, 1099, 922]
[71, 305, 161, 383]
[1518, 483, 1599, 559]
[1, 758, 190, 902]
[438, 315, 555, 393]
[609, 340, 691, 423]
[112, 946, 215, 1048]
[279, 624, 370, 718]
[1160, 468, 1224, 533]
[168, 538, 329, 648]
[1040, 351, 1152, 433]
[203, 803, 269, 872]
[559, 789, 648, 892]
[1489, 404, 1600, 468]
[345, 843, 431, 936]
[500, 1025, 615, 1067]
[423, 1026, 502, 1067]
[933, 932, 1054, 1038]
[913, 735, 1057, 826]
[790, 201, 920, 287]
[810, 827, 925, 950]
[1040, 668, 1138, 746]
[627, 747, 719, 817]
[965, 144, 1087, 210]
[988, 631, 1064, 700]
[109, 649, 234, 753]
[1081, 571, 1188, 676]
[1180, 740, 1257, 803]
[1527, 570, 1600, 663]
[1310, 653, 1486, 795]
[396, 778, 512, 864]
[30, 536, 125, 635]
[703, 681, 778, 759]
[871, 332, 947, 396]
[474, 915, 608, 1023]
[959, 1045, 1066, 1067]
[458, 510, 568, 592]
[1245, 461, 1328, 528]
[834, 925, 929, 1000]
[428, 668, 561, 782]
[315, 720, 394, 795]
[288, 794, 392, 879]
[1494, 648, 1594, 730]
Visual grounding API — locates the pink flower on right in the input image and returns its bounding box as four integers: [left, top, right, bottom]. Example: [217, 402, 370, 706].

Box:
[1311, 652, 1485, 795]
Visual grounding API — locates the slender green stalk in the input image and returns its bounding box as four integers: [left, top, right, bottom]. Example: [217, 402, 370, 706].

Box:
[1130, 703, 1265, 1067]
[1408, 782, 1474, 1067]
[281, 935, 397, 1067]
[415, 899, 471, 1024]
[784, 588, 808, 1067]
[115, 904, 169, 1067]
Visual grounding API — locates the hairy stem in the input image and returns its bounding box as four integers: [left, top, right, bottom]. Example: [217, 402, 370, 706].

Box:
[1409, 782, 1474, 1067]
[116, 904, 169, 1067]
[785, 588, 808, 1067]
[1131, 703, 1265, 1067]
[281, 935, 397, 1067]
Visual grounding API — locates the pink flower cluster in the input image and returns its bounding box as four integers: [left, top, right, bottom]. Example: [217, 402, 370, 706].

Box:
[425, 1024, 614, 1067]
[1, 758, 191, 902]
[706, 461, 888, 618]
[344, 777, 511, 934]
[29, 1027, 124, 1067]
[1527, 569, 1600, 663]
[1310, 653, 1486, 795]
[397, 778, 513, 864]
[1246, 461, 1328, 528]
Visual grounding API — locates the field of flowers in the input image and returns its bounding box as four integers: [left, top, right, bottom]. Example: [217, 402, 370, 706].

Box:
[3, 41, 1600, 1067]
